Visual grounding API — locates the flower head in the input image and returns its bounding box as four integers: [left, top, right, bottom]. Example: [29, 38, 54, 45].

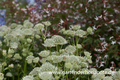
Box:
[22, 75, 34, 80]
[42, 21, 51, 27]
[34, 23, 44, 31]
[39, 50, 50, 57]
[10, 42, 18, 49]
[0, 73, 4, 80]
[43, 39, 55, 47]
[10, 23, 17, 29]
[63, 30, 75, 37]
[75, 30, 86, 37]
[39, 72, 53, 80]
[113, 71, 120, 80]
[65, 45, 76, 54]
[51, 35, 67, 45]
[23, 21, 34, 28]
[71, 25, 81, 30]
[65, 62, 72, 69]
[87, 27, 93, 34]
[39, 62, 57, 72]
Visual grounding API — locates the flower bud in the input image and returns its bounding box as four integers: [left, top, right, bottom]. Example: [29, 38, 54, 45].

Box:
[6, 72, 12, 77]
[27, 38, 32, 43]
[2, 50, 6, 56]
[42, 21, 51, 27]
[8, 64, 14, 68]
[35, 35, 40, 39]
[65, 62, 72, 69]
[33, 57, 39, 63]
[87, 27, 93, 34]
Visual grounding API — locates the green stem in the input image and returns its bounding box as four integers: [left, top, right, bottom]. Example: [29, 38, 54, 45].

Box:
[76, 36, 79, 56]
[12, 75, 14, 80]
[24, 60, 27, 76]
[79, 74, 81, 80]
[73, 37, 75, 46]
[40, 31, 45, 41]
[17, 70, 20, 80]
[75, 73, 77, 80]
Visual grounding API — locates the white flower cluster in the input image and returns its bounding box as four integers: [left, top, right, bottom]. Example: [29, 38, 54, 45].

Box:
[113, 70, 120, 80]
[23, 62, 58, 80]
[84, 51, 92, 63]
[42, 35, 67, 47]
[91, 69, 120, 80]
[61, 24, 93, 38]
[26, 55, 39, 64]
[0, 20, 52, 80]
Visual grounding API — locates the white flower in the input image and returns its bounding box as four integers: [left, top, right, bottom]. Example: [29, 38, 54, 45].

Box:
[63, 30, 75, 37]
[39, 50, 50, 57]
[29, 67, 41, 76]
[0, 25, 9, 32]
[51, 35, 67, 45]
[35, 35, 40, 39]
[80, 62, 88, 68]
[8, 64, 14, 68]
[40, 58, 47, 63]
[27, 38, 32, 43]
[4, 34, 15, 40]
[60, 28, 65, 33]
[65, 55, 79, 64]
[16, 25, 23, 29]
[39, 72, 53, 80]
[76, 44, 82, 49]
[14, 54, 22, 60]
[65, 45, 76, 54]
[88, 59, 92, 63]
[22, 75, 34, 80]
[87, 27, 93, 34]
[8, 48, 14, 54]
[34, 23, 44, 31]
[42, 21, 51, 27]
[91, 73, 105, 79]
[71, 25, 81, 30]
[65, 62, 72, 69]
[33, 57, 39, 63]
[72, 63, 79, 69]
[10, 23, 17, 29]
[103, 76, 113, 80]
[22, 28, 33, 35]
[10, 42, 18, 49]
[75, 30, 86, 37]
[2, 50, 6, 56]
[0, 31, 5, 37]
[23, 20, 30, 24]
[23, 21, 33, 28]
[39, 62, 57, 72]
[43, 39, 55, 47]
[84, 51, 91, 58]
[113, 71, 120, 80]
[89, 68, 97, 74]
[6, 72, 12, 77]
[26, 55, 34, 64]
[52, 55, 63, 63]
[0, 73, 4, 80]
